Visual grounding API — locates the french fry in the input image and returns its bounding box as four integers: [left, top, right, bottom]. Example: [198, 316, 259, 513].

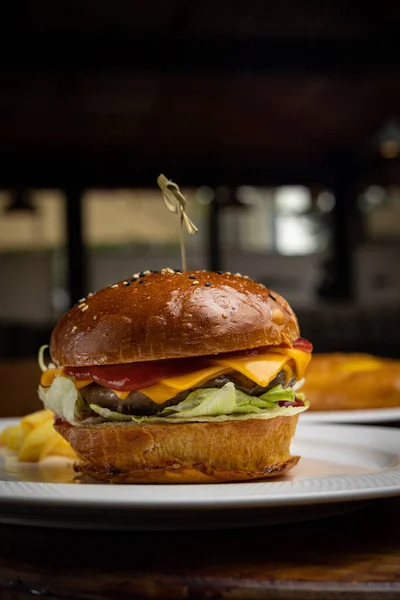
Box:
[38, 427, 61, 459]
[0, 425, 11, 445]
[52, 437, 77, 459]
[41, 435, 77, 460]
[0, 409, 76, 462]
[1, 424, 22, 447]
[18, 419, 57, 462]
[20, 409, 54, 435]
[0, 424, 26, 450]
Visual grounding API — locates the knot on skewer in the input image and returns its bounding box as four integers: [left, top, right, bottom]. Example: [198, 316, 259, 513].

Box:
[157, 174, 198, 236]
[157, 174, 198, 271]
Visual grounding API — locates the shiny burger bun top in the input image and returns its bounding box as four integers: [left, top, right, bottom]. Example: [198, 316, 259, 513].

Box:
[50, 269, 300, 367]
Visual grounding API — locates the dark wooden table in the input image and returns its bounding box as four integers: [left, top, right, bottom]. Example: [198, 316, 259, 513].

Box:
[1, 496, 399, 600]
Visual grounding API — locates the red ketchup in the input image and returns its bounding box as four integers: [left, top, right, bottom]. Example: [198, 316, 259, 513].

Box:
[64, 337, 312, 392]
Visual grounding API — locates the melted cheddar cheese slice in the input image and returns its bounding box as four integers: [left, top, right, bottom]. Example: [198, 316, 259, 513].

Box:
[260, 347, 311, 380]
[40, 347, 311, 405]
[139, 348, 310, 403]
[40, 368, 63, 386]
[40, 369, 92, 389]
[214, 351, 290, 387]
[139, 366, 228, 403]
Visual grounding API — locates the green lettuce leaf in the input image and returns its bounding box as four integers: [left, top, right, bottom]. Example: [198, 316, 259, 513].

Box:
[260, 385, 295, 402]
[160, 382, 238, 417]
[89, 382, 308, 424]
[89, 405, 133, 422]
[39, 375, 308, 426]
[38, 377, 86, 426]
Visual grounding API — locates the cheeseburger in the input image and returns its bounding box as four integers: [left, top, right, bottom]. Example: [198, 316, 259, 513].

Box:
[38, 269, 312, 483]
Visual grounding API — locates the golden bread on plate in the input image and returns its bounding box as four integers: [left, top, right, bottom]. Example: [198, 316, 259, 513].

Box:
[302, 353, 400, 411]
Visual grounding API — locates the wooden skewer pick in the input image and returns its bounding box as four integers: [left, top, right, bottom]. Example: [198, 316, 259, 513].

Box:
[157, 174, 198, 272]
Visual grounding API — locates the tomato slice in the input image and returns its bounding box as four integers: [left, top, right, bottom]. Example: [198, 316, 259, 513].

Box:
[278, 398, 305, 407]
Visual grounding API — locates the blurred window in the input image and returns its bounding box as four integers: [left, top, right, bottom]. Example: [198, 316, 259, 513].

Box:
[233, 185, 334, 256]
[359, 185, 400, 241]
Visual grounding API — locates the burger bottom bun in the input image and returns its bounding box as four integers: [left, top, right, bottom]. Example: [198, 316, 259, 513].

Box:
[55, 416, 300, 484]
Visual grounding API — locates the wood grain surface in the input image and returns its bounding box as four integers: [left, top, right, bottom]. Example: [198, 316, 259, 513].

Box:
[0, 497, 399, 600]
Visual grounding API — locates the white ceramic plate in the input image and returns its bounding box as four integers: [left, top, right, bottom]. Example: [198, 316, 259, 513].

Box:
[300, 407, 400, 424]
[0, 419, 399, 530]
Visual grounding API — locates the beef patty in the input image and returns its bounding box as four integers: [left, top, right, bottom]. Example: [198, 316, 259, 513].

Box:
[80, 369, 295, 416]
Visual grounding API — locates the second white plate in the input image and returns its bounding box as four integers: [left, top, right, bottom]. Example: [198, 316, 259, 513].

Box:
[300, 407, 400, 424]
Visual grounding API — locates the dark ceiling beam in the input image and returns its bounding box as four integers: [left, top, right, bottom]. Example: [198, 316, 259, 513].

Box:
[1, 36, 400, 73]
[0, 151, 368, 189]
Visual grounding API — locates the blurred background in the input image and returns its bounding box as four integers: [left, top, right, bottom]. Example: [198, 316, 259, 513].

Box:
[1, 0, 400, 374]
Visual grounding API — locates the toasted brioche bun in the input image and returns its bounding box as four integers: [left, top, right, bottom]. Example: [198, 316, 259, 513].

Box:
[50, 270, 299, 367]
[55, 416, 300, 483]
[48, 270, 305, 484]
[303, 353, 400, 411]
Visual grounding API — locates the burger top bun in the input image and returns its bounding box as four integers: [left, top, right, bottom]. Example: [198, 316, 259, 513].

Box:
[50, 270, 300, 367]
